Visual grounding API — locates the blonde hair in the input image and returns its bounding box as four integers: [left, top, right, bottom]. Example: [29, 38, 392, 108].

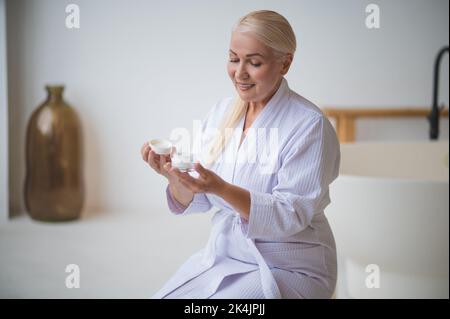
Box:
[205, 10, 297, 166]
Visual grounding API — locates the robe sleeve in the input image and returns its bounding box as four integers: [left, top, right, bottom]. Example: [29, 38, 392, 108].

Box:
[245, 116, 340, 239]
[166, 185, 212, 215]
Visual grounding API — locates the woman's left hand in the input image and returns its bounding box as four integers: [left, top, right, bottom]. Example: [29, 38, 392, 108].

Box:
[168, 162, 227, 195]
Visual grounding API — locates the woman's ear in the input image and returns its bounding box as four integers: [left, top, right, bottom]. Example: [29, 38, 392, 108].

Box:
[280, 53, 293, 75]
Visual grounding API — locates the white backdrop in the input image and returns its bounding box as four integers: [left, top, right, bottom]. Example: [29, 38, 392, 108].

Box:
[6, 0, 449, 216]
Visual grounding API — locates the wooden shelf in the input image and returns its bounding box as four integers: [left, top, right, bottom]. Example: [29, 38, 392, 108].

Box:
[323, 107, 449, 143]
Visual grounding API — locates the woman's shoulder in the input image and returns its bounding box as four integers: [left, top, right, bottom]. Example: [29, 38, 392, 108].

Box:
[281, 89, 338, 143]
[285, 90, 325, 123]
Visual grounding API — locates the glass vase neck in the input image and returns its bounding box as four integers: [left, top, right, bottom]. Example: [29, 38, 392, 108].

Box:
[46, 85, 65, 103]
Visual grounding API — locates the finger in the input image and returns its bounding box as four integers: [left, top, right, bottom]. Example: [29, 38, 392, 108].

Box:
[166, 167, 181, 183]
[147, 155, 158, 171]
[142, 145, 150, 161]
[147, 150, 161, 171]
[141, 147, 146, 161]
[150, 150, 161, 163]
[178, 171, 202, 189]
[159, 155, 165, 168]
[168, 166, 189, 179]
[164, 153, 172, 163]
[194, 162, 208, 178]
[159, 161, 172, 178]
[162, 162, 172, 173]
[168, 168, 190, 184]
[141, 142, 147, 155]
[159, 153, 169, 168]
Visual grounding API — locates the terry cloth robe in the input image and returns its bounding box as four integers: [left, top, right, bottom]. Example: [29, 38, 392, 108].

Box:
[152, 77, 340, 299]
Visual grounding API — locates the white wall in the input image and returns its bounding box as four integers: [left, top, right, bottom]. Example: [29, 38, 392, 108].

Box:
[6, 0, 449, 216]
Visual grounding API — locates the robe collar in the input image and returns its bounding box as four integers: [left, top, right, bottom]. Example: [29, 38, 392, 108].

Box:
[234, 77, 290, 153]
[224, 77, 290, 182]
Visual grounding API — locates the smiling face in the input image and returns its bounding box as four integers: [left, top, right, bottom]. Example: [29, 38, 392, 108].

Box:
[227, 31, 292, 106]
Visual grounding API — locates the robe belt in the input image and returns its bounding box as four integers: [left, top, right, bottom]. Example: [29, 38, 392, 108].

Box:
[201, 209, 281, 299]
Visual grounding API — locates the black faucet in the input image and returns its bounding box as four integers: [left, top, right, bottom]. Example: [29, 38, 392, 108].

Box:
[428, 46, 449, 140]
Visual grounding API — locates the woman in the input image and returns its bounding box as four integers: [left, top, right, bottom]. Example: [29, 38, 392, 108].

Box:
[141, 10, 340, 299]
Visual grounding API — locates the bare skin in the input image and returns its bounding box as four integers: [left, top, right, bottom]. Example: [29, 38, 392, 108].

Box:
[141, 30, 293, 221]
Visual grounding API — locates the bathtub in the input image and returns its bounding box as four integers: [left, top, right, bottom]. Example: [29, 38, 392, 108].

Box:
[326, 141, 449, 299]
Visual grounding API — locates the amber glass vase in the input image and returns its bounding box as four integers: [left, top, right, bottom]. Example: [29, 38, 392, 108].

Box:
[24, 85, 84, 221]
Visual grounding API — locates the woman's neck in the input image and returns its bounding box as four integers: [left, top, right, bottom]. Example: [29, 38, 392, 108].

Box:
[248, 78, 282, 112]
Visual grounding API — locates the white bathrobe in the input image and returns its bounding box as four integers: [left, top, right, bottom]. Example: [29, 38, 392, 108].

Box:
[153, 78, 340, 299]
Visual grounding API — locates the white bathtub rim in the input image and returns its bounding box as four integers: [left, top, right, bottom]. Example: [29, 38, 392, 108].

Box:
[335, 173, 449, 185]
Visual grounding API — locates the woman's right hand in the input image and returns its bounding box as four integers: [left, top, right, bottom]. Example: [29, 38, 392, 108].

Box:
[141, 142, 171, 178]
[141, 142, 194, 206]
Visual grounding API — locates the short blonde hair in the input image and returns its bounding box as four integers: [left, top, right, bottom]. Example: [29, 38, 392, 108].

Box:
[206, 10, 296, 166]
